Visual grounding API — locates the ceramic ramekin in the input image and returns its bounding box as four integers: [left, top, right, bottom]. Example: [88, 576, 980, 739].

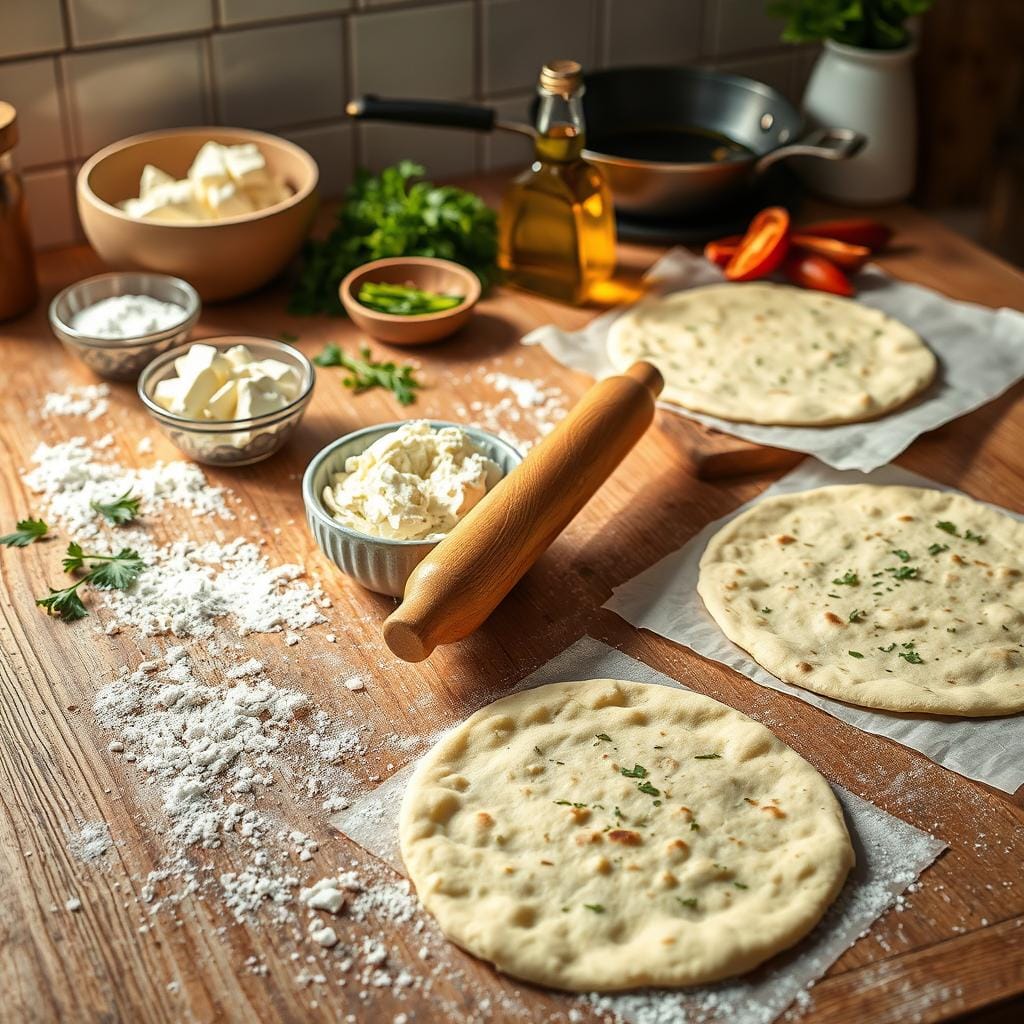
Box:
[302, 421, 522, 596]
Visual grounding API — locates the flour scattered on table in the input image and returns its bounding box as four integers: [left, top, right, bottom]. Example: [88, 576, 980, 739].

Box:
[24, 436, 232, 538]
[42, 383, 110, 421]
[67, 821, 112, 863]
[446, 368, 568, 451]
[22, 437, 327, 640]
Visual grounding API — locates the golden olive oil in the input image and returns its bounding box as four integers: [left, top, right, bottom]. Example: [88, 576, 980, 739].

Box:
[499, 61, 616, 305]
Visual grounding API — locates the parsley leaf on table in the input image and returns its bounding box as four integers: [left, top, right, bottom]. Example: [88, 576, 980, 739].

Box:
[315, 344, 421, 406]
[90, 489, 141, 525]
[38, 544, 145, 622]
[0, 518, 48, 547]
[35, 586, 89, 622]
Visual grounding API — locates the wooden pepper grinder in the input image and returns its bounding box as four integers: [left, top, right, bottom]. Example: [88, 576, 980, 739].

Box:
[0, 102, 39, 322]
[383, 361, 663, 661]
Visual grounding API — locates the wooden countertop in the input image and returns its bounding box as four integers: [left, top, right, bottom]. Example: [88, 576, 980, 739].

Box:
[1, 178, 1022, 1024]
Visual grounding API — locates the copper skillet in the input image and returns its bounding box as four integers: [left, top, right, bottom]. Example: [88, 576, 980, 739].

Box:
[346, 66, 865, 220]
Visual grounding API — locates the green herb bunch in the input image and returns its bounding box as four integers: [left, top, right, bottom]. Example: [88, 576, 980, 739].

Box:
[290, 161, 499, 315]
[767, 0, 933, 50]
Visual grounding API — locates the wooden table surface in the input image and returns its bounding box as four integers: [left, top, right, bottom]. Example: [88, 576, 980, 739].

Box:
[1, 179, 1022, 1024]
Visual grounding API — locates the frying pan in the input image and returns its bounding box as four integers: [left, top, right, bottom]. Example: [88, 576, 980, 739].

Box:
[346, 66, 865, 219]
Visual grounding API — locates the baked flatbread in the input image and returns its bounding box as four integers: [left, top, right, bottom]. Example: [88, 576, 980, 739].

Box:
[606, 283, 935, 425]
[400, 679, 853, 991]
[698, 485, 1024, 716]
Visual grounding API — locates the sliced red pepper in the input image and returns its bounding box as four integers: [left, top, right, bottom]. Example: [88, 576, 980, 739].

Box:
[724, 207, 790, 281]
[783, 252, 854, 296]
[791, 234, 871, 271]
[798, 218, 892, 251]
[703, 234, 742, 267]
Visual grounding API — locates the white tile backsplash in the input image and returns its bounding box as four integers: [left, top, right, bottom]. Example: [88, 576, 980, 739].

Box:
[212, 19, 345, 129]
[713, 52, 799, 104]
[0, 0, 64, 59]
[0, 57, 67, 167]
[603, 0, 702, 67]
[22, 166, 77, 249]
[63, 38, 208, 157]
[483, 0, 596, 96]
[481, 92, 533, 171]
[358, 122, 477, 179]
[351, 2, 474, 101]
[702, 0, 786, 57]
[66, 0, 214, 48]
[218, 0, 352, 27]
[283, 121, 354, 198]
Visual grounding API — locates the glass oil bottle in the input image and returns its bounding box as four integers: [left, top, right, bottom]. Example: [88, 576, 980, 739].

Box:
[498, 60, 616, 305]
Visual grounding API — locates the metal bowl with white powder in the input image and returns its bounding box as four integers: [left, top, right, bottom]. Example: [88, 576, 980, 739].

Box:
[49, 271, 200, 380]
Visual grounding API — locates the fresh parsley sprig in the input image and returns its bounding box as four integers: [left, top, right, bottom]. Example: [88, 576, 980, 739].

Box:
[37, 544, 145, 622]
[0, 518, 48, 547]
[289, 161, 498, 316]
[314, 344, 421, 406]
[90, 489, 141, 525]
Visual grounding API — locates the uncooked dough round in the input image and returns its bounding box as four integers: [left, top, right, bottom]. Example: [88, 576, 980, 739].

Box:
[399, 679, 853, 991]
[606, 282, 936, 426]
[699, 485, 1024, 716]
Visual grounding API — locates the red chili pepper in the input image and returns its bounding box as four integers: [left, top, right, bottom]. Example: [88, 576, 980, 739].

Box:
[703, 235, 742, 267]
[791, 234, 871, 271]
[798, 218, 892, 251]
[724, 207, 790, 281]
[783, 252, 854, 296]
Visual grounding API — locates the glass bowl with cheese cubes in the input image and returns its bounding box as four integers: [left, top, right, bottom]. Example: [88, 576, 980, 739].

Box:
[138, 338, 314, 466]
[77, 128, 318, 301]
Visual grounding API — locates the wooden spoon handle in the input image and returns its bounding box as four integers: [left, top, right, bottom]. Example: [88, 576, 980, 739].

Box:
[383, 361, 664, 662]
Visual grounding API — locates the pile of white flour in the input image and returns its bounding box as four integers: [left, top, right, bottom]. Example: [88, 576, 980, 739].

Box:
[41, 384, 111, 421]
[21, 436, 328, 640]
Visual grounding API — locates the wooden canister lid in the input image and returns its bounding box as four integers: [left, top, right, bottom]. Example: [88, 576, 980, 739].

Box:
[0, 102, 17, 154]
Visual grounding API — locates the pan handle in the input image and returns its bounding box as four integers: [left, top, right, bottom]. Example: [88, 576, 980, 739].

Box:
[753, 127, 866, 174]
[347, 95, 534, 136]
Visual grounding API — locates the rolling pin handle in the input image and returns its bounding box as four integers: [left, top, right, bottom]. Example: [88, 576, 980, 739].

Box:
[383, 616, 432, 663]
[625, 360, 664, 397]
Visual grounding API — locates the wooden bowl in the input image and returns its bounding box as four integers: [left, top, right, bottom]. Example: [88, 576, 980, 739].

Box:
[77, 126, 318, 302]
[340, 257, 481, 346]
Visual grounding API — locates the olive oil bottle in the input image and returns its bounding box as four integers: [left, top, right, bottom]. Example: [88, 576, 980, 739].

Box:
[498, 60, 616, 305]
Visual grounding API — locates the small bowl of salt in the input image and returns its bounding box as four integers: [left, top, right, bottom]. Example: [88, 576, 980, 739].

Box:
[49, 271, 200, 380]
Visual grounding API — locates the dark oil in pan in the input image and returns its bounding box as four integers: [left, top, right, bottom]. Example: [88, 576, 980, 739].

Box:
[590, 127, 752, 164]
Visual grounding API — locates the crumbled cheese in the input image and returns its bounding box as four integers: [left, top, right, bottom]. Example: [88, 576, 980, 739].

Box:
[322, 420, 501, 541]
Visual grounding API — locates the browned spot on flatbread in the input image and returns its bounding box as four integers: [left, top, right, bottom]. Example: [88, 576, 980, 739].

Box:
[608, 829, 643, 846]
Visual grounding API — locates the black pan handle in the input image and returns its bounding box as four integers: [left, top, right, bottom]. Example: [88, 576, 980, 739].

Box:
[346, 95, 498, 133]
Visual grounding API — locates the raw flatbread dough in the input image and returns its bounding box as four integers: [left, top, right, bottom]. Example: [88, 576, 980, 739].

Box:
[699, 485, 1024, 716]
[606, 282, 936, 425]
[400, 679, 853, 991]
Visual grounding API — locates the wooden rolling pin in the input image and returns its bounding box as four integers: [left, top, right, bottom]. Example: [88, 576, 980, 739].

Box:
[383, 361, 664, 661]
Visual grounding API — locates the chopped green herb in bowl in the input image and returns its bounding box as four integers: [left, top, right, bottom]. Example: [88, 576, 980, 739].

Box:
[357, 282, 464, 317]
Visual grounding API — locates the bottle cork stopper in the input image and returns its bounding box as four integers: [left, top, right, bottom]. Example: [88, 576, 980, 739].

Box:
[540, 60, 582, 96]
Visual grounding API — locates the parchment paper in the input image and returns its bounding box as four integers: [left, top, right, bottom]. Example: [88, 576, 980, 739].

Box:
[523, 248, 1024, 472]
[334, 637, 946, 1024]
[605, 460, 1024, 794]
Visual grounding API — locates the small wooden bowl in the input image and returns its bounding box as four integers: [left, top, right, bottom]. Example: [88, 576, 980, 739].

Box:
[340, 257, 481, 346]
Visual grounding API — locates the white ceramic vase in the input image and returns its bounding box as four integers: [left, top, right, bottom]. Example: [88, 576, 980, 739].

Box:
[799, 38, 918, 204]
